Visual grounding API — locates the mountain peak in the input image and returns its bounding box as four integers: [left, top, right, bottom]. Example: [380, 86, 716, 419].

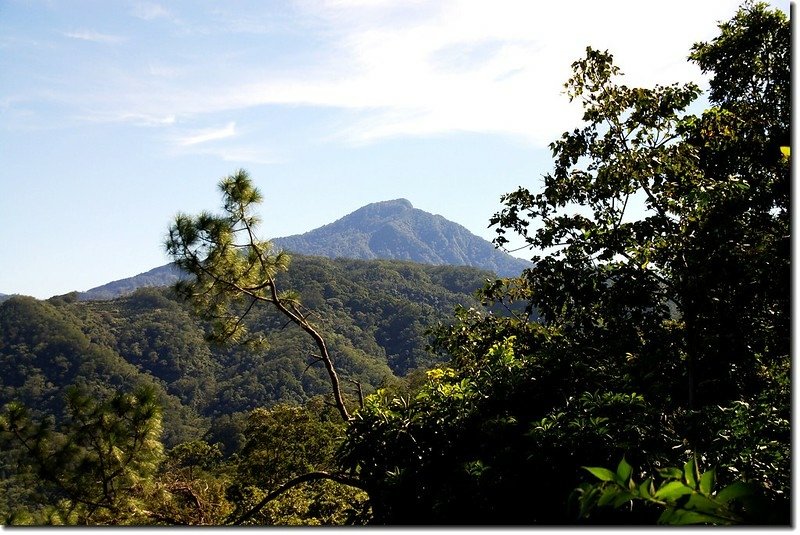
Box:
[273, 199, 531, 277]
[78, 198, 532, 300]
[353, 198, 414, 219]
[367, 198, 413, 209]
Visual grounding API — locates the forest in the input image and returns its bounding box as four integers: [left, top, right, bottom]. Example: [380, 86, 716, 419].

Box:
[0, 3, 790, 525]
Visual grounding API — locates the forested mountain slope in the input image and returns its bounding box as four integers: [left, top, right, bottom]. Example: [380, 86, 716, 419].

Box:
[0, 255, 490, 449]
[79, 264, 184, 301]
[0, 294, 206, 447]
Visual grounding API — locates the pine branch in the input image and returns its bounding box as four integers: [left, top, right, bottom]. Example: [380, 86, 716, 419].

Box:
[230, 471, 367, 526]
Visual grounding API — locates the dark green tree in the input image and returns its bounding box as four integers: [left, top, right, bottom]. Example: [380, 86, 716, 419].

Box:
[148, 439, 233, 525]
[0, 386, 164, 525]
[609, 5, 792, 516]
[338, 2, 789, 525]
[228, 401, 369, 525]
[165, 170, 352, 422]
[165, 170, 369, 524]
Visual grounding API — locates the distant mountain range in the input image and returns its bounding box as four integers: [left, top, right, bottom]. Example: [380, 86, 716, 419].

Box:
[79, 264, 185, 301]
[77, 199, 531, 301]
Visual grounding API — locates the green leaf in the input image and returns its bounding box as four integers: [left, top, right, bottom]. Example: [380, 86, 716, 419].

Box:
[657, 467, 682, 480]
[583, 466, 617, 482]
[597, 486, 619, 506]
[657, 508, 675, 524]
[611, 491, 635, 508]
[638, 477, 654, 499]
[666, 509, 728, 525]
[616, 457, 633, 484]
[683, 458, 697, 488]
[699, 468, 715, 495]
[578, 487, 601, 518]
[685, 492, 720, 514]
[715, 481, 754, 504]
[654, 480, 693, 501]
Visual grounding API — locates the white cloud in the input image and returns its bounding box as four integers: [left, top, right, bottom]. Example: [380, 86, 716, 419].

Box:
[76, 111, 176, 127]
[147, 64, 185, 79]
[58, 0, 790, 151]
[131, 2, 172, 21]
[63, 30, 125, 44]
[275, 0, 745, 144]
[164, 121, 278, 164]
[195, 145, 280, 165]
[173, 0, 747, 145]
[176, 122, 237, 146]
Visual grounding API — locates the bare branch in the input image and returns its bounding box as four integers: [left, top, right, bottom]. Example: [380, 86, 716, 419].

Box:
[347, 379, 365, 410]
[268, 276, 351, 422]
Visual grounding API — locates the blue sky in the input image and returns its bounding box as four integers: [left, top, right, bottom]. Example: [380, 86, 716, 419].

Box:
[0, 0, 788, 298]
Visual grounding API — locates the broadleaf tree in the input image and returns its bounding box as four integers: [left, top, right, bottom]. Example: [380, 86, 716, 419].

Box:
[338, 2, 789, 524]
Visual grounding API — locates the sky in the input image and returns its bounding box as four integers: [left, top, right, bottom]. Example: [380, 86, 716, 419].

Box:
[0, 0, 789, 299]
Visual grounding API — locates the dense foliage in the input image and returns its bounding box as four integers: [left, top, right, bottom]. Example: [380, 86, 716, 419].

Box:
[0, 2, 789, 526]
[0, 258, 487, 523]
[1, 386, 164, 524]
[339, 2, 789, 525]
[0, 259, 485, 420]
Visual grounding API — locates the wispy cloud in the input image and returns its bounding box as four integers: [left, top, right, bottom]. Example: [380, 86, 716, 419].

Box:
[43, 0, 788, 155]
[146, 63, 184, 79]
[131, 2, 172, 21]
[176, 122, 237, 146]
[151, 0, 746, 145]
[192, 145, 280, 165]
[82, 112, 177, 127]
[168, 126, 279, 164]
[271, 0, 743, 145]
[63, 30, 125, 44]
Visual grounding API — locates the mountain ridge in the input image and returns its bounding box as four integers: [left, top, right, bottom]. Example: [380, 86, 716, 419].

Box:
[79, 264, 184, 301]
[273, 198, 530, 277]
[0, 255, 493, 450]
[78, 199, 530, 300]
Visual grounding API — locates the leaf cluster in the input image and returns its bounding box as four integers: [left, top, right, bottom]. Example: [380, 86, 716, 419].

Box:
[577, 456, 774, 525]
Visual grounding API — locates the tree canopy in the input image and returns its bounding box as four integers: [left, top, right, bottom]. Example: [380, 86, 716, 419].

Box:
[0, 2, 790, 526]
[340, 2, 790, 524]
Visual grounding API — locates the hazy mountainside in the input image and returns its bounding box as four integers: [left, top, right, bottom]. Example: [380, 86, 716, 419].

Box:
[272, 199, 531, 277]
[1, 256, 491, 450]
[79, 264, 184, 301]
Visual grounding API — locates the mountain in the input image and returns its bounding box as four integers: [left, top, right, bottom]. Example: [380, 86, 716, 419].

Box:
[2, 256, 492, 450]
[273, 199, 531, 277]
[78, 199, 530, 300]
[79, 264, 184, 301]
